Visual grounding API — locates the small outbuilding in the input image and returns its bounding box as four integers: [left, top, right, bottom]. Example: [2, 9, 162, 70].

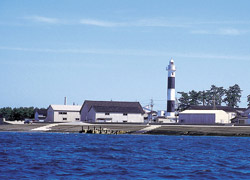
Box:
[243, 107, 250, 117]
[80, 100, 144, 123]
[45, 105, 81, 122]
[34, 108, 47, 121]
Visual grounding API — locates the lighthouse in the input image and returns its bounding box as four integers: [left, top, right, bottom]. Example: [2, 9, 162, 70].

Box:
[166, 58, 176, 118]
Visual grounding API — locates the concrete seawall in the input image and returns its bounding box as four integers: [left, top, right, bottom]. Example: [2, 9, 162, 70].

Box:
[1, 123, 250, 137]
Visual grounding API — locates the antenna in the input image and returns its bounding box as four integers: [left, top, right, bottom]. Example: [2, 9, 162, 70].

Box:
[64, 97, 67, 105]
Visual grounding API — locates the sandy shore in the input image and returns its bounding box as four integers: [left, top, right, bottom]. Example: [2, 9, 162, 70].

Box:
[1, 123, 250, 136]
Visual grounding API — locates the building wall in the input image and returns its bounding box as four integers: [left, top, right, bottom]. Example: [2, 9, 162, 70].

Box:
[34, 112, 46, 121]
[80, 105, 89, 122]
[96, 112, 143, 123]
[215, 111, 231, 124]
[87, 108, 96, 122]
[179, 114, 215, 124]
[179, 110, 231, 124]
[46, 107, 80, 122]
[46, 107, 54, 122]
[226, 112, 236, 121]
[53, 111, 80, 122]
[87, 110, 144, 123]
[34, 112, 39, 121]
[244, 108, 250, 117]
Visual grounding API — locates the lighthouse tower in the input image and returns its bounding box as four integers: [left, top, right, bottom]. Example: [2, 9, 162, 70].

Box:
[166, 58, 176, 118]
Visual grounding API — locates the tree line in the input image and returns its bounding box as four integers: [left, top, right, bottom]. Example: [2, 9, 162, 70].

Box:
[0, 107, 35, 121]
[177, 84, 247, 111]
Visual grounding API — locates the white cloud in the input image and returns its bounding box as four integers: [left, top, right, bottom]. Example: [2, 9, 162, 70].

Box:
[191, 28, 248, 36]
[22, 16, 250, 34]
[23, 16, 188, 28]
[24, 16, 60, 24]
[79, 18, 187, 28]
[80, 19, 122, 27]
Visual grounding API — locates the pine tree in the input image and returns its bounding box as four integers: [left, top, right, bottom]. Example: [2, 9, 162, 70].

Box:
[223, 84, 242, 108]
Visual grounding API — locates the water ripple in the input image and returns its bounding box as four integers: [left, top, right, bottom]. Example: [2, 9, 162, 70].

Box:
[1, 132, 250, 179]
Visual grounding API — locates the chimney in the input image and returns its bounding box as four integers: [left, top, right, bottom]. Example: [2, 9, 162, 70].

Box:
[64, 97, 67, 105]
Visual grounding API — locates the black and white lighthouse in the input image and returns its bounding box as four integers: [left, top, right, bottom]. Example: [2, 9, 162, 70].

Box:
[166, 58, 176, 118]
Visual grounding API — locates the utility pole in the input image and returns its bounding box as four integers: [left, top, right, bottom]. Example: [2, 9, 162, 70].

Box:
[202, 90, 205, 106]
[213, 91, 216, 110]
[150, 99, 154, 123]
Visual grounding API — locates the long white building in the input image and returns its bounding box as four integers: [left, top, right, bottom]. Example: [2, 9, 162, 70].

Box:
[80, 100, 144, 123]
[179, 110, 232, 124]
[45, 105, 81, 122]
[179, 106, 237, 124]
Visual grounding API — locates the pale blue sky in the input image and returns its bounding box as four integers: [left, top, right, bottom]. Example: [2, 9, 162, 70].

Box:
[0, 0, 249, 110]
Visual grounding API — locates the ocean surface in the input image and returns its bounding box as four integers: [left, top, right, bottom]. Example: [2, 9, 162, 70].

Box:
[1, 132, 250, 179]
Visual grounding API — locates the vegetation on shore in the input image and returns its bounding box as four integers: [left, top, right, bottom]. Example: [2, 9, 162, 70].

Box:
[177, 84, 247, 111]
[0, 107, 44, 121]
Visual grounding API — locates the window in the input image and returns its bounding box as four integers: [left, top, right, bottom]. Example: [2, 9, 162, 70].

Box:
[123, 113, 128, 116]
[75, 118, 80, 121]
[59, 112, 67, 115]
[105, 113, 110, 115]
[63, 118, 67, 120]
[123, 120, 128, 123]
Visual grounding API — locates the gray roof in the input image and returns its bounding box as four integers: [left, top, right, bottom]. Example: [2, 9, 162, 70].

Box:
[83, 100, 144, 114]
[187, 105, 236, 113]
[35, 108, 47, 116]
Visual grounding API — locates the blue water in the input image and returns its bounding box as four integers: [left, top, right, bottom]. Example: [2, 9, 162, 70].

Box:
[1, 132, 250, 179]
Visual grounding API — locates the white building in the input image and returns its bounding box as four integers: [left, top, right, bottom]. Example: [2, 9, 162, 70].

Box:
[80, 100, 144, 123]
[179, 110, 233, 124]
[45, 105, 81, 122]
[178, 105, 237, 124]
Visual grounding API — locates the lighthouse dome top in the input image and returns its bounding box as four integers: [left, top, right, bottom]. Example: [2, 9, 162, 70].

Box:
[170, 58, 174, 64]
[167, 58, 176, 72]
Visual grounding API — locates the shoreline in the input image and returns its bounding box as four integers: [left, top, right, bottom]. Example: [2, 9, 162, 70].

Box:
[1, 123, 250, 137]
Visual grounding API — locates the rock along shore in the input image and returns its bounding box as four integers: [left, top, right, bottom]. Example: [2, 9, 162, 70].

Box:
[1, 123, 250, 137]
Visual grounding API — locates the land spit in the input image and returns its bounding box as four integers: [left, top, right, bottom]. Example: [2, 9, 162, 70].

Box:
[1, 123, 250, 136]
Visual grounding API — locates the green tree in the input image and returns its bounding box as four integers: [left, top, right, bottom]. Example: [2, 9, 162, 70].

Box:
[223, 84, 242, 108]
[177, 92, 190, 111]
[0, 107, 13, 120]
[189, 90, 202, 106]
[205, 85, 226, 106]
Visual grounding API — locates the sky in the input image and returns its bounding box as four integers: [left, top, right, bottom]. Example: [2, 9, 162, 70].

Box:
[0, 0, 249, 110]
